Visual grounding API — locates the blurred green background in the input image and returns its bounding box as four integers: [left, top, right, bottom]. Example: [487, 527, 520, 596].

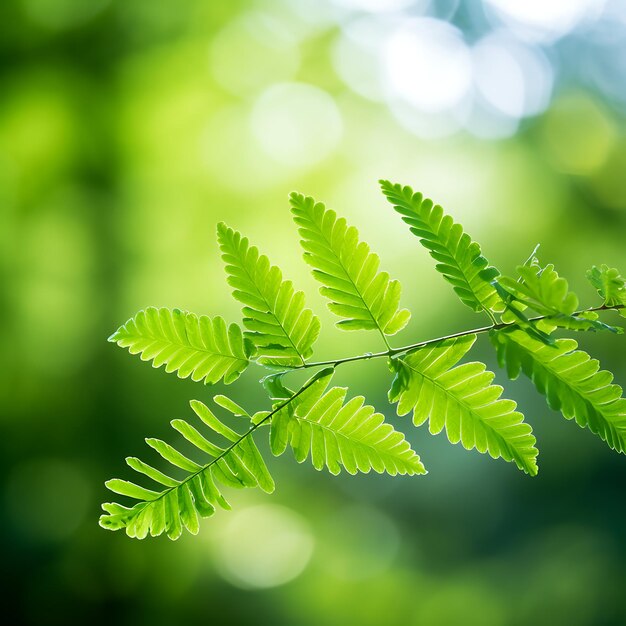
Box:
[1, 0, 625, 624]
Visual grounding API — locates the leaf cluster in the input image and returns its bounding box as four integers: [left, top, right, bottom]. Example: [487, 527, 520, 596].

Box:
[103, 180, 626, 539]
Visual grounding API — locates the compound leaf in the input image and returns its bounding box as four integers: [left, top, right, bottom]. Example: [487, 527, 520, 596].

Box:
[380, 180, 502, 314]
[587, 265, 626, 312]
[109, 308, 253, 385]
[388, 335, 538, 475]
[217, 223, 321, 367]
[100, 397, 274, 540]
[498, 261, 620, 333]
[491, 328, 626, 453]
[270, 370, 426, 476]
[497, 263, 578, 316]
[290, 193, 411, 337]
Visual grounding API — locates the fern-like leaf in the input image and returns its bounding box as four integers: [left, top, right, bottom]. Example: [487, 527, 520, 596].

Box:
[497, 262, 619, 333]
[547, 311, 621, 334]
[380, 180, 502, 314]
[100, 398, 274, 539]
[270, 370, 426, 476]
[289, 193, 411, 337]
[217, 223, 321, 367]
[388, 335, 538, 475]
[587, 265, 626, 312]
[109, 308, 253, 384]
[497, 263, 578, 316]
[491, 328, 626, 453]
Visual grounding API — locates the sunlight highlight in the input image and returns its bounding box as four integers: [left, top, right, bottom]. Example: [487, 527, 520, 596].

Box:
[251, 82, 343, 168]
[385, 18, 472, 114]
[212, 504, 314, 589]
[484, 0, 606, 42]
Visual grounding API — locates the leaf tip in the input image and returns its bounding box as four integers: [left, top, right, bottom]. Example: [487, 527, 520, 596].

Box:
[189, 399, 206, 415]
[107, 329, 121, 343]
[216, 221, 231, 237]
[526, 461, 539, 477]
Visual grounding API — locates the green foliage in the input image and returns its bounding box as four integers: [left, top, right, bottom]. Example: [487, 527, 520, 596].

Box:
[103, 180, 626, 540]
[587, 264, 626, 312]
[491, 328, 626, 453]
[389, 336, 538, 475]
[290, 192, 410, 338]
[497, 260, 620, 334]
[100, 397, 274, 539]
[270, 369, 426, 476]
[380, 180, 502, 315]
[217, 223, 321, 367]
[498, 263, 578, 316]
[109, 307, 253, 384]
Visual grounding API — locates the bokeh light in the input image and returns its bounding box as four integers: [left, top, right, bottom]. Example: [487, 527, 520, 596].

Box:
[472, 32, 553, 120]
[385, 18, 472, 115]
[211, 504, 314, 589]
[332, 16, 388, 102]
[484, 0, 606, 43]
[210, 12, 300, 97]
[332, 0, 416, 12]
[251, 82, 343, 168]
[542, 93, 617, 176]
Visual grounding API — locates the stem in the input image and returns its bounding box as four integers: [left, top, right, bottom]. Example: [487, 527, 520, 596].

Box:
[380, 330, 392, 351]
[484, 307, 498, 325]
[142, 372, 323, 506]
[278, 303, 624, 374]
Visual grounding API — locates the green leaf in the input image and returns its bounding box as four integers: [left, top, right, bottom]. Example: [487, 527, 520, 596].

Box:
[109, 308, 253, 385]
[100, 398, 275, 540]
[495, 246, 542, 325]
[497, 263, 578, 317]
[491, 328, 626, 454]
[289, 193, 411, 337]
[262, 374, 295, 401]
[548, 312, 622, 334]
[497, 260, 619, 334]
[217, 223, 321, 367]
[380, 180, 503, 314]
[212, 395, 251, 419]
[270, 370, 426, 476]
[492, 283, 556, 346]
[587, 264, 626, 309]
[388, 335, 538, 475]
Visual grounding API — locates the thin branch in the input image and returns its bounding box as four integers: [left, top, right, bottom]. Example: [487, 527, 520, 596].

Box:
[270, 303, 624, 374]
